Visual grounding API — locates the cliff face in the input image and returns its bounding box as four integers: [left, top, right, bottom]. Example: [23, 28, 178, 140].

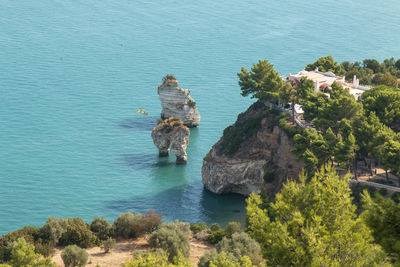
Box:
[151, 118, 190, 164]
[158, 80, 200, 127]
[202, 102, 304, 196]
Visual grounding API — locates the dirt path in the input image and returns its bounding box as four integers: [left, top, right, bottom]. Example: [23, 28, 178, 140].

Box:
[52, 237, 213, 267]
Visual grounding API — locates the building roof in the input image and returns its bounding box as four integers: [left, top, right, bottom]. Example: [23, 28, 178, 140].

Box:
[289, 70, 344, 85]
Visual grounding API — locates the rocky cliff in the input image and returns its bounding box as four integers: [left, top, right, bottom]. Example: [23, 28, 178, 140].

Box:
[158, 79, 200, 127]
[151, 117, 190, 164]
[202, 102, 304, 196]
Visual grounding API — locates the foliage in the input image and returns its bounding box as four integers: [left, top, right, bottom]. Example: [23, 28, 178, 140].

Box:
[0, 226, 54, 263]
[372, 72, 398, 87]
[61, 245, 88, 267]
[58, 218, 98, 248]
[190, 222, 209, 234]
[238, 59, 284, 103]
[124, 250, 190, 267]
[113, 211, 161, 239]
[39, 217, 69, 244]
[305, 56, 344, 75]
[209, 223, 222, 232]
[224, 222, 241, 238]
[362, 192, 400, 264]
[162, 74, 176, 83]
[9, 238, 56, 267]
[207, 230, 226, 245]
[154, 117, 185, 133]
[246, 165, 387, 266]
[208, 252, 263, 267]
[216, 232, 262, 265]
[361, 85, 400, 132]
[101, 237, 116, 253]
[149, 222, 190, 261]
[90, 217, 113, 240]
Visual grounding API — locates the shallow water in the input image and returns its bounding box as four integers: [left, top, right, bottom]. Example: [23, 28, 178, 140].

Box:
[1, 0, 400, 234]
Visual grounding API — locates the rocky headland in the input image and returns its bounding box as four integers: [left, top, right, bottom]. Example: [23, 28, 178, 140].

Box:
[151, 117, 190, 164]
[158, 76, 200, 127]
[202, 102, 304, 196]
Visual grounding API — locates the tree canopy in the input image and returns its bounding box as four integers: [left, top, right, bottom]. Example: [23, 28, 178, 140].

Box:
[246, 165, 387, 266]
[238, 60, 284, 103]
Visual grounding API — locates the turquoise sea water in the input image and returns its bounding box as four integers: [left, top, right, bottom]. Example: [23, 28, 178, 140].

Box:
[1, 0, 400, 235]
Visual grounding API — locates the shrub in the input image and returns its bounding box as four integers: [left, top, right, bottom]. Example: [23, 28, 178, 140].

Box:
[149, 222, 190, 261]
[124, 249, 190, 267]
[209, 223, 222, 232]
[90, 217, 113, 240]
[190, 222, 209, 234]
[207, 230, 226, 245]
[162, 74, 176, 83]
[113, 212, 143, 239]
[61, 245, 88, 267]
[216, 232, 262, 265]
[142, 210, 163, 234]
[39, 217, 69, 244]
[101, 238, 116, 253]
[194, 230, 211, 241]
[224, 222, 242, 238]
[58, 218, 98, 248]
[208, 252, 261, 267]
[34, 239, 55, 257]
[198, 249, 221, 267]
[10, 238, 56, 267]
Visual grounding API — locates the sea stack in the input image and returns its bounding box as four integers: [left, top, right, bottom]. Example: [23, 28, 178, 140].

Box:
[151, 117, 190, 164]
[158, 75, 200, 127]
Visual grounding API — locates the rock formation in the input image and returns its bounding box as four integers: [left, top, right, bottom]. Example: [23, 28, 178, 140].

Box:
[151, 117, 190, 164]
[158, 76, 200, 127]
[202, 102, 304, 196]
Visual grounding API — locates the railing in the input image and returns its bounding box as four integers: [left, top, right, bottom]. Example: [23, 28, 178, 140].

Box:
[349, 179, 400, 192]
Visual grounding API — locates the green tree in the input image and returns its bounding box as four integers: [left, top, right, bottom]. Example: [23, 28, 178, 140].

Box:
[305, 56, 344, 75]
[90, 217, 113, 241]
[9, 238, 56, 267]
[361, 85, 400, 132]
[362, 192, 400, 264]
[246, 165, 387, 266]
[372, 72, 398, 87]
[238, 60, 284, 103]
[363, 59, 381, 73]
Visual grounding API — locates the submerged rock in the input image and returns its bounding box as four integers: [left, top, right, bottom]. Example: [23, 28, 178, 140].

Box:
[158, 76, 200, 127]
[151, 117, 190, 164]
[202, 102, 304, 196]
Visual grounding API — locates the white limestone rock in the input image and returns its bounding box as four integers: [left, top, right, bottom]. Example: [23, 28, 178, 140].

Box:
[151, 118, 190, 164]
[158, 79, 200, 127]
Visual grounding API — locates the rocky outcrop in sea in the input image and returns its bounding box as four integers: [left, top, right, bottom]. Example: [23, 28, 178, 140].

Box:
[158, 78, 200, 127]
[202, 102, 304, 196]
[151, 117, 190, 164]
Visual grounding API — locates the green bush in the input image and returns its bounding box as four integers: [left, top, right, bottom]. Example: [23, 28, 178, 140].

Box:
[39, 217, 70, 244]
[149, 222, 190, 261]
[224, 222, 242, 238]
[207, 230, 226, 245]
[9, 238, 56, 267]
[113, 212, 144, 239]
[101, 237, 116, 253]
[209, 223, 222, 232]
[208, 252, 262, 267]
[0, 226, 54, 262]
[61, 245, 88, 267]
[124, 249, 190, 267]
[90, 217, 113, 240]
[190, 222, 209, 234]
[58, 218, 98, 248]
[216, 232, 262, 265]
[141, 210, 163, 234]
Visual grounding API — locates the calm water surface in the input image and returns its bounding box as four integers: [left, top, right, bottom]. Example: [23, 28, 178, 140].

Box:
[1, 0, 400, 234]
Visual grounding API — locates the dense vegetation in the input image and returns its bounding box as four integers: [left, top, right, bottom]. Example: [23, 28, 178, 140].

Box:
[238, 57, 400, 179]
[305, 56, 400, 87]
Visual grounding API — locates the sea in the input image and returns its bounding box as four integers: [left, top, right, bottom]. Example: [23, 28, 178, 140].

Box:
[1, 0, 400, 235]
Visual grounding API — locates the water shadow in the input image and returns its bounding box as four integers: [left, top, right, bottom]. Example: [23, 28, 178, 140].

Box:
[117, 116, 158, 131]
[103, 183, 247, 226]
[120, 153, 175, 170]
